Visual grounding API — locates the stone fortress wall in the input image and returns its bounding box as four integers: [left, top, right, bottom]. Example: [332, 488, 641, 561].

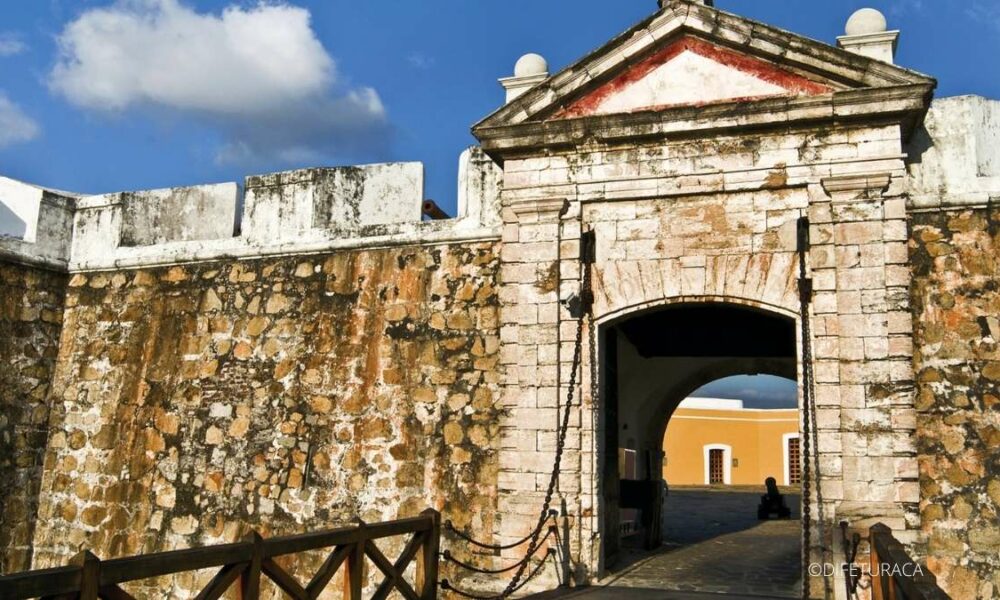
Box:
[0, 4, 999, 598]
[2, 95, 995, 599]
[0, 261, 66, 574]
[906, 96, 1000, 599]
[0, 149, 510, 595]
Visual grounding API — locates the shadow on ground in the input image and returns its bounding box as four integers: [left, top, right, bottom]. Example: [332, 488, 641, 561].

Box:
[588, 487, 803, 599]
[663, 487, 801, 546]
[613, 487, 801, 572]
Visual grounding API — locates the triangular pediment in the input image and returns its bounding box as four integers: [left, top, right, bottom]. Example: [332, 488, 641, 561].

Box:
[474, 0, 936, 137]
[557, 36, 833, 118]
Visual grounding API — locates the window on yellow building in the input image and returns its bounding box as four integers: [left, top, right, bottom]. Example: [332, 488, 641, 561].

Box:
[784, 433, 801, 486]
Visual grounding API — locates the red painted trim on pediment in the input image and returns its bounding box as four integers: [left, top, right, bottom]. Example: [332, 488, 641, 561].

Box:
[556, 35, 833, 118]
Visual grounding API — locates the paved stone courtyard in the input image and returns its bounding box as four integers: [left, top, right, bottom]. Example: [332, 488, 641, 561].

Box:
[538, 488, 802, 599]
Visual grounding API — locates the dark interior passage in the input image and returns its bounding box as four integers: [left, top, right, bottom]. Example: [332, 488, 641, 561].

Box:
[600, 302, 800, 581]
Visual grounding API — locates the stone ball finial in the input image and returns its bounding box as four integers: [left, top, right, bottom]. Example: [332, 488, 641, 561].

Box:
[845, 8, 888, 36]
[514, 53, 548, 78]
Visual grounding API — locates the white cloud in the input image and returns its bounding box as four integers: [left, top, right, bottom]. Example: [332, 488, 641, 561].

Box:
[50, 0, 388, 164]
[214, 87, 388, 166]
[0, 93, 40, 148]
[407, 53, 434, 70]
[967, 1, 1000, 30]
[0, 33, 27, 57]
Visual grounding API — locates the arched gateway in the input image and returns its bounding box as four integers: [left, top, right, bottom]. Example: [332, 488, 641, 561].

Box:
[3, 2, 998, 599]
[475, 1, 935, 597]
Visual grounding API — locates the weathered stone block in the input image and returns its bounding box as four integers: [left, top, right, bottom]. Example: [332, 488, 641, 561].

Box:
[0, 263, 67, 574]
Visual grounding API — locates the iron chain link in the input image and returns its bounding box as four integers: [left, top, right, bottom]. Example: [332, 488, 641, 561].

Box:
[443, 233, 594, 599]
[797, 216, 828, 600]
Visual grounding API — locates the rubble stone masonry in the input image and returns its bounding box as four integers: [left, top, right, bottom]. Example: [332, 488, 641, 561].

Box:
[4, 3, 1000, 597]
[26, 243, 503, 594]
[0, 262, 67, 574]
[911, 206, 1000, 600]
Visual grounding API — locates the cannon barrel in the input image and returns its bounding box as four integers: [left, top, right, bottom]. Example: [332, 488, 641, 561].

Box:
[422, 200, 450, 220]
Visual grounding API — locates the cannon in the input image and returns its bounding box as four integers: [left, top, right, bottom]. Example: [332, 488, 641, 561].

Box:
[757, 476, 792, 520]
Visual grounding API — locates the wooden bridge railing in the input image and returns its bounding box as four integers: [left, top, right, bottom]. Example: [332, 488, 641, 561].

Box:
[0, 509, 440, 600]
[869, 523, 950, 600]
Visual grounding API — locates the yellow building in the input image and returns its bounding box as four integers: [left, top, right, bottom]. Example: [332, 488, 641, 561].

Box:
[663, 398, 801, 486]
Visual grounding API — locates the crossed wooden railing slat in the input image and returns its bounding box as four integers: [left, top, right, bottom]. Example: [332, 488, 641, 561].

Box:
[869, 523, 951, 600]
[0, 509, 441, 600]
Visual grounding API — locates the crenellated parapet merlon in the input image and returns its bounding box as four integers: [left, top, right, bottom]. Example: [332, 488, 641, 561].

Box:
[906, 95, 1000, 211]
[0, 177, 76, 270]
[0, 147, 502, 272]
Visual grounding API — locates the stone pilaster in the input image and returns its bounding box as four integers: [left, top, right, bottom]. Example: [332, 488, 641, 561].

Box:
[809, 167, 919, 595]
[496, 197, 570, 583]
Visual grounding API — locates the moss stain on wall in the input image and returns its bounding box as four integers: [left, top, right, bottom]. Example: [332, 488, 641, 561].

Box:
[0, 263, 67, 574]
[27, 243, 502, 595]
[911, 207, 1000, 600]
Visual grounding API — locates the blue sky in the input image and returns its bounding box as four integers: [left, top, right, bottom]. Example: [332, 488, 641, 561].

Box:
[692, 375, 799, 409]
[2, 0, 1000, 212]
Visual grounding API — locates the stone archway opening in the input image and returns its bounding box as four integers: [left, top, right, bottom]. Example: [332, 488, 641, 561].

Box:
[598, 301, 802, 594]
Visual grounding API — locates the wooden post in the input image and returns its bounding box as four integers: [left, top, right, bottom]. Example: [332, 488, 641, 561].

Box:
[71, 550, 101, 600]
[344, 520, 365, 600]
[883, 541, 900, 600]
[869, 524, 888, 600]
[416, 509, 440, 600]
[240, 531, 263, 600]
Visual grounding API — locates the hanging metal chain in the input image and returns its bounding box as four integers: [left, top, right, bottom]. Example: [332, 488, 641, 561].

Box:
[797, 216, 828, 600]
[588, 244, 600, 542]
[798, 216, 814, 600]
[444, 513, 555, 552]
[442, 552, 555, 600]
[441, 528, 557, 574]
[443, 230, 595, 599]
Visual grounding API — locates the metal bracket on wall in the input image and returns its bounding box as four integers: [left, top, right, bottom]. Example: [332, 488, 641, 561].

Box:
[796, 216, 813, 304]
[564, 230, 597, 319]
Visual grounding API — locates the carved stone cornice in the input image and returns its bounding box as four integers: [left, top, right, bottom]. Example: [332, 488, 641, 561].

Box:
[475, 87, 934, 160]
[821, 173, 892, 202]
[506, 198, 569, 223]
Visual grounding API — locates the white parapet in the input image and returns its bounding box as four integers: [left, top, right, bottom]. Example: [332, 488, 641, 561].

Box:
[0, 150, 503, 272]
[71, 183, 239, 269]
[457, 146, 503, 229]
[677, 397, 746, 411]
[75, 184, 238, 249]
[0, 177, 76, 269]
[907, 95, 1000, 209]
[242, 162, 424, 245]
[0, 177, 43, 242]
